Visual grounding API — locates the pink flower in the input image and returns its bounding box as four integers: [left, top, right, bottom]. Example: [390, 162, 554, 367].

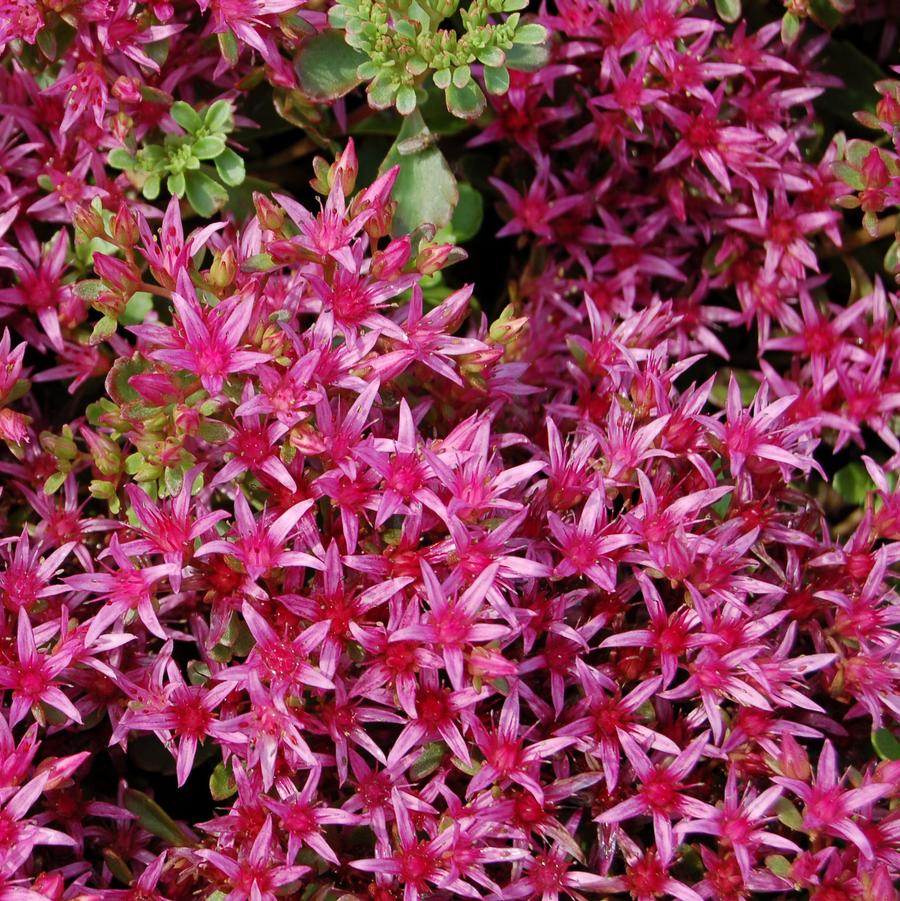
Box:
[774, 740, 892, 859]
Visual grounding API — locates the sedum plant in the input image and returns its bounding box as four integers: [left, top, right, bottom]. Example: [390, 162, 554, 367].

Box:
[299, 0, 547, 119]
[0, 0, 900, 899]
[108, 100, 246, 217]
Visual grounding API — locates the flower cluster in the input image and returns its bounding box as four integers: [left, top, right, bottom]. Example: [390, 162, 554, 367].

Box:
[0, 1, 899, 900]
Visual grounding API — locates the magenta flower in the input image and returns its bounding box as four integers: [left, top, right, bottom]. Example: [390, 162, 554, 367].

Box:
[464, 688, 575, 803]
[595, 731, 717, 861]
[65, 538, 177, 643]
[0, 228, 73, 351]
[218, 600, 334, 697]
[116, 667, 241, 786]
[194, 817, 310, 901]
[150, 274, 270, 395]
[549, 488, 640, 588]
[0, 770, 77, 872]
[676, 769, 800, 879]
[263, 767, 358, 865]
[0, 609, 81, 728]
[774, 740, 892, 858]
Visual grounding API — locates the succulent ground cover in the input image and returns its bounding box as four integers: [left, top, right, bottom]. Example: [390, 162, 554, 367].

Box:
[0, 0, 899, 899]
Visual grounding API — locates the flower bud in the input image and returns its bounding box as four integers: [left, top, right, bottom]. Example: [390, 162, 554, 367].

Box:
[488, 305, 528, 345]
[0, 408, 30, 446]
[777, 733, 811, 781]
[112, 75, 142, 104]
[111, 202, 138, 246]
[73, 204, 105, 240]
[93, 253, 140, 294]
[31, 873, 64, 901]
[372, 236, 411, 279]
[254, 193, 285, 232]
[333, 138, 358, 196]
[209, 247, 237, 291]
[80, 427, 122, 476]
[416, 242, 464, 276]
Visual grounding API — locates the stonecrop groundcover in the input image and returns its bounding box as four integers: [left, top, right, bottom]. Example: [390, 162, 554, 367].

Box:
[1, 0, 900, 898]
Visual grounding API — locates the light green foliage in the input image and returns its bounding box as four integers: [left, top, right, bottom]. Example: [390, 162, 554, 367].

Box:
[316, 0, 547, 119]
[108, 100, 245, 217]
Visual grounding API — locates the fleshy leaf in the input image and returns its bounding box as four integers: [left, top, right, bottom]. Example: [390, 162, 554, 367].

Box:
[380, 110, 459, 235]
[295, 29, 366, 101]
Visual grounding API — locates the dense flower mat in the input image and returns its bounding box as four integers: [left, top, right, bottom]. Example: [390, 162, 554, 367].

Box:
[0, 0, 898, 899]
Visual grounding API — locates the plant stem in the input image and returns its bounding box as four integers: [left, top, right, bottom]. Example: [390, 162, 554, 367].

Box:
[822, 213, 899, 258]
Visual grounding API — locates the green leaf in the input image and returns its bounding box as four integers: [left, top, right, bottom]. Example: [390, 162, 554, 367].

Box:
[446, 81, 486, 120]
[44, 471, 66, 495]
[433, 69, 451, 90]
[108, 148, 135, 170]
[410, 742, 445, 780]
[765, 855, 792, 878]
[295, 29, 366, 101]
[484, 65, 510, 96]
[885, 238, 900, 275]
[217, 30, 239, 66]
[170, 101, 203, 133]
[714, 0, 741, 23]
[781, 11, 801, 45]
[102, 849, 134, 886]
[437, 182, 483, 243]
[833, 463, 875, 506]
[380, 110, 459, 236]
[452, 66, 471, 89]
[215, 147, 246, 187]
[142, 174, 161, 201]
[396, 85, 418, 116]
[242, 252, 276, 272]
[817, 42, 886, 125]
[121, 291, 154, 326]
[167, 171, 186, 197]
[832, 161, 864, 190]
[76, 280, 106, 301]
[477, 46, 505, 68]
[513, 23, 547, 44]
[198, 420, 230, 443]
[184, 170, 228, 218]
[90, 315, 118, 345]
[36, 28, 57, 60]
[775, 797, 803, 831]
[210, 761, 238, 801]
[204, 99, 233, 133]
[505, 42, 550, 72]
[367, 73, 398, 110]
[873, 728, 900, 761]
[809, 0, 843, 30]
[123, 789, 193, 845]
[192, 135, 226, 160]
[106, 355, 149, 406]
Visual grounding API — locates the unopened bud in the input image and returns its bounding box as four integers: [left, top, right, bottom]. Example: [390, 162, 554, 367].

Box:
[80, 427, 121, 476]
[777, 733, 811, 781]
[0, 408, 30, 446]
[112, 75, 142, 104]
[416, 242, 464, 276]
[32, 873, 65, 901]
[372, 236, 411, 279]
[93, 253, 140, 294]
[333, 138, 358, 195]
[36, 751, 90, 790]
[209, 247, 237, 291]
[73, 204, 105, 240]
[254, 193, 284, 232]
[488, 305, 528, 344]
[111, 202, 138, 246]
